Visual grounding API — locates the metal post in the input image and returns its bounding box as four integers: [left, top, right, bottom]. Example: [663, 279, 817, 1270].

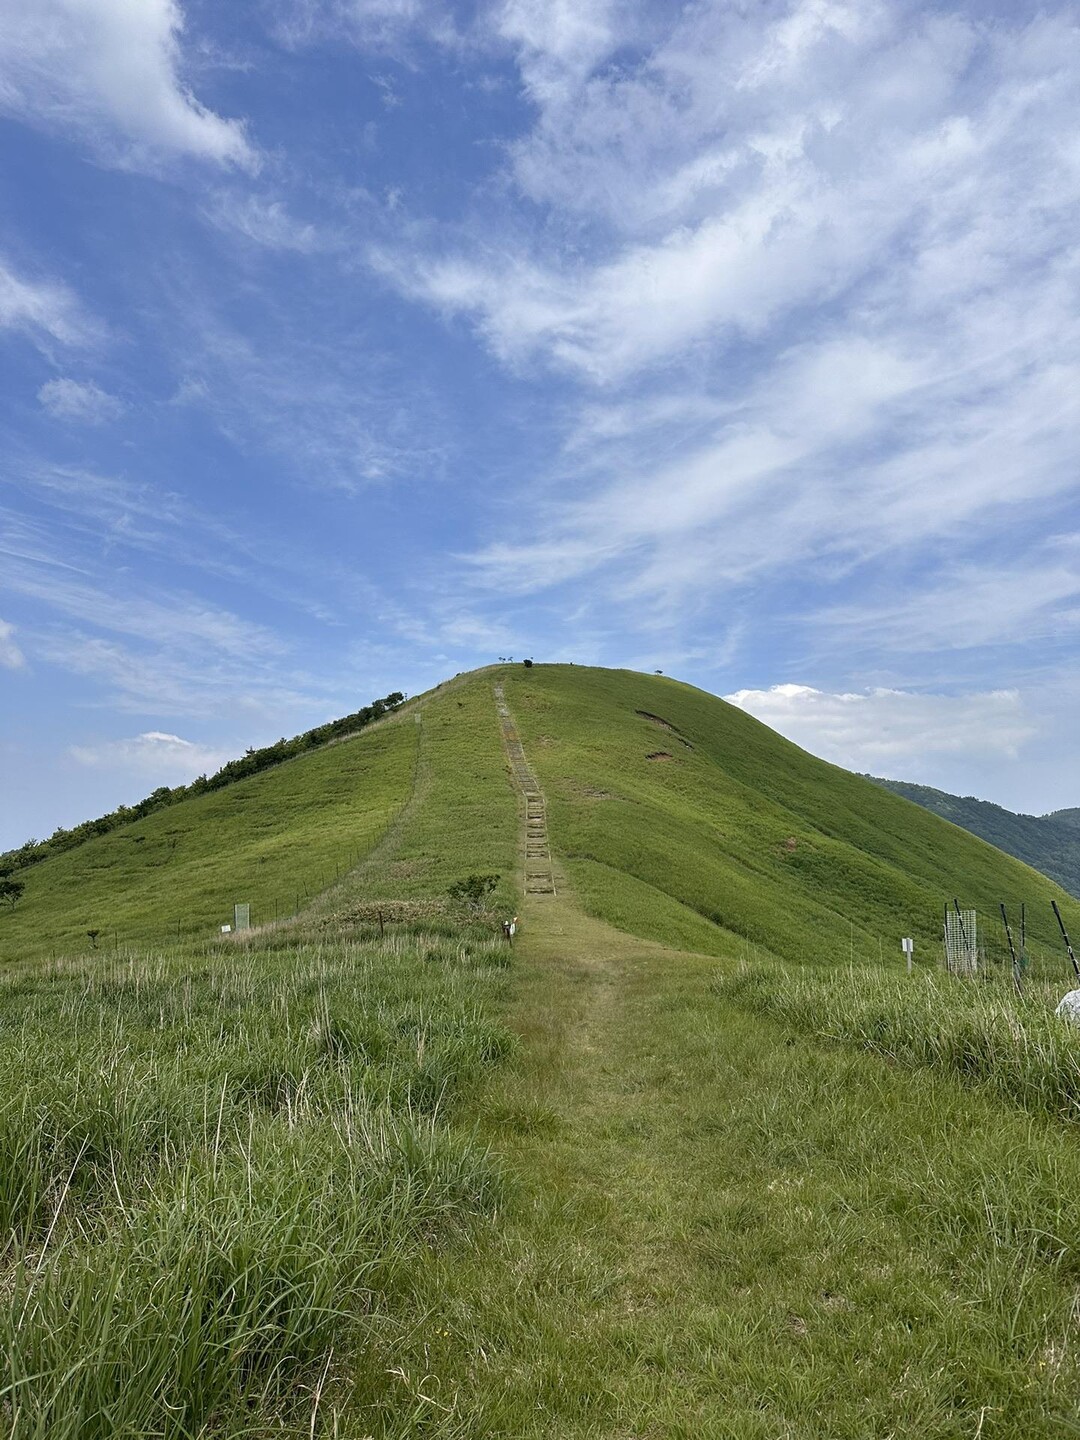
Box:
[953, 899, 967, 941]
[1052, 900, 1080, 981]
[1000, 904, 1022, 996]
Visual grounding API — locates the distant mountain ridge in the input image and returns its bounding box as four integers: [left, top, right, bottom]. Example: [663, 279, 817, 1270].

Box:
[868, 778, 1080, 899]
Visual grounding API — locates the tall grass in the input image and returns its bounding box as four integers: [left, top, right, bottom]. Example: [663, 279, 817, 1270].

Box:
[0, 929, 511, 1437]
[716, 961, 1080, 1125]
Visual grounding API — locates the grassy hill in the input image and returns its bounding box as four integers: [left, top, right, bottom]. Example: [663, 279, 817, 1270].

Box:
[8, 663, 1080, 1435]
[500, 665, 1078, 973]
[5, 663, 1078, 974]
[870, 776, 1080, 900]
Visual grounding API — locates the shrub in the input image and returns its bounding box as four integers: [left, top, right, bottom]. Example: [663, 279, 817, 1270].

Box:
[447, 874, 500, 910]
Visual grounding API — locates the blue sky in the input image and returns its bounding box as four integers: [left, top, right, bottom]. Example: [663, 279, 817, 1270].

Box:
[2, 0, 1079, 849]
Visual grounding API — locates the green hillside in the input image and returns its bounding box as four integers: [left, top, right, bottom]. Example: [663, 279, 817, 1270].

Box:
[870, 776, 1080, 900]
[0, 714, 417, 961]
[500, 665, 1078, 972]
[0, 674, 519, 962]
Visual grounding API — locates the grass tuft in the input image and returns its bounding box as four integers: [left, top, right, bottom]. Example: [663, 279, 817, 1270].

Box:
[717, 961, 1080, 1125]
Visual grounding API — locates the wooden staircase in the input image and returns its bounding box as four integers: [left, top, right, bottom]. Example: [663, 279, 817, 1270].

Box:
[494, 683, 557, 896]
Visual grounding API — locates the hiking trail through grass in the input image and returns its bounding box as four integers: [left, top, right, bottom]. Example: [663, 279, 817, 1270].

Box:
[9, 665, 1080, 1436]
[390, 886, 1080, 1437]
[372, 690, 1080, 1437]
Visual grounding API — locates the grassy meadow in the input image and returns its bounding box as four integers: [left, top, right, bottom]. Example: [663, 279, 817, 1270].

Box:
[367, 898, 1080, 1438]
[4, 663, 1080, 1435]
[0, 924, 514, 1438]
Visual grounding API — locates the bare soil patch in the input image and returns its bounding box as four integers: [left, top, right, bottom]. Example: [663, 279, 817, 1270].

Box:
[558, 779, 619, 801]
[636, 710, 693, 748]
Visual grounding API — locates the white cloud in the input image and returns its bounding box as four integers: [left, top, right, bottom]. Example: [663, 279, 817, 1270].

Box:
[369, 3, 1078, 398]
[462, 299, 1080, 611]
[38, 378, 125, 424]
[69, 730, 235, 783]
[819, 544, 1080, 655]
[724, 683, 1037, 771]
[0, 0, 255, 169]
[203, 193, 326, 252]
[360, 4, 1080, 660]
[0, 619, 24, 669]
[496, 0, 620, 100]
[0, 257, 92, 349]
[275, 0, 454, 52]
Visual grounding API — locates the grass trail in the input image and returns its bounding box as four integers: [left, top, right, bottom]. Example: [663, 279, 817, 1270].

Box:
[383, 887, 1080, 1438]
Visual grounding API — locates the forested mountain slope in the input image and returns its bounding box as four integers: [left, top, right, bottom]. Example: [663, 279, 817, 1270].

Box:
[871, 777, 1080, 900]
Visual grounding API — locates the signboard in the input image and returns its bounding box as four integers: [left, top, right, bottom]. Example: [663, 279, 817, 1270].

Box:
[901, 937, 914, 954]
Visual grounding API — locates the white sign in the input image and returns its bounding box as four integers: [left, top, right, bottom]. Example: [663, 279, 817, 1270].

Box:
[221, 924, 232, 934]
[901, 937, 914, 954]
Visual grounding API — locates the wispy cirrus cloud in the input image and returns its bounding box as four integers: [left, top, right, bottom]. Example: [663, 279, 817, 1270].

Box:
[203, 192, 330, 253]
[0, 257, 95, 351]
[164, 289, 450, 489]
[0, 501, 298, 715]
[372, 1, 1080, 661]
[273, 0, 457, 53]
[0, 476, 430, 724]
[38, 377, 126, 424]
[0, 540, 284, 663]
[461, 297, 1080, 616]
[816, 541, 1080, 657]
[0, 619, 24, 669]
[0, 0, 255, 169]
